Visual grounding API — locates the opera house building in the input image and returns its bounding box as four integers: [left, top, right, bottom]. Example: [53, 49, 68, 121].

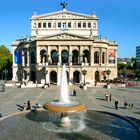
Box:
[12, 6, 118, 87]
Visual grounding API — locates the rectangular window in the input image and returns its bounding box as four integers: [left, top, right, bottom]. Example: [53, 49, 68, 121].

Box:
[78, 22, 81, 28]
[48, 22, 51, 28]
[68, 22, 71, 28]
[58, 22, 61, 28]
[88, 22, 91, 28]
[83, 22, 86, 28]
[38, 22, 41, 28]
[43, 22, 46, 28]
[63, 23, 66, 28]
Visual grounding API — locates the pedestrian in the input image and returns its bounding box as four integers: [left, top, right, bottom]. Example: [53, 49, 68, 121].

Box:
[95, 80, 97, 86]
[35, 103, 41, 108]
[73, 89, 76, 96]
[105, 93, 109, 101]
[23, 103, 27, 110]
[2, 85, 5, 92]
[124, 101, 128, 110]
[109, 93, 112, 101]
[26, 100, 31, 110]
[129, 103, 133, 110]
[114, 100, 119, 110]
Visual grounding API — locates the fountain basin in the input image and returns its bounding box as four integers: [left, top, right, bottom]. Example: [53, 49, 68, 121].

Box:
[43, 101, 86, 113]
[0, 110, 140, 140]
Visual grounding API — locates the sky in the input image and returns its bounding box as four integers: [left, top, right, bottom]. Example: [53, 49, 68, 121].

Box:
[0, 0, 140, 58]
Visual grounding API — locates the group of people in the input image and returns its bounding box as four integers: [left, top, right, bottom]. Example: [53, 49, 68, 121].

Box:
[114, 100, 134, 110]
[124, 100, 134, 110]
[105, 92, 134, 110]
[22, 100, 41, 111]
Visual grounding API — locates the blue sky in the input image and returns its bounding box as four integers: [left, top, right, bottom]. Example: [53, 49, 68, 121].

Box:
[0, 0, 140, 58]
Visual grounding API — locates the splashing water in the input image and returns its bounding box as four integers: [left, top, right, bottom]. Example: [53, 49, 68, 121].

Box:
[59, 65, 70, 103]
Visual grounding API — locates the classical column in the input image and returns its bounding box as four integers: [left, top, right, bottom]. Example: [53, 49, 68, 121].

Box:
[100, 48, 102, 66]
[47, 45, 50, 64]
[22, 50, 25, 66]
[79, 46, 84, 65]
[106, 49, 109, 66]
[58, 46, 61, 64]
[90, 46, 93, 66]
[114, 49, 117, 66]
[12, 47, 17, 81]
[69, 68, 73, 85]
[69, 45, 72, 65]
[36, 45, 40, 64]
[27, 50, 29, 66]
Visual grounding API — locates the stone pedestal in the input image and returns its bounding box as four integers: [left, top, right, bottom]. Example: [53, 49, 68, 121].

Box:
[83, 85, 87, 90]
[44, 84, 48, 89]
[107, 84, 110, 89]
[60, 114, 71, 128]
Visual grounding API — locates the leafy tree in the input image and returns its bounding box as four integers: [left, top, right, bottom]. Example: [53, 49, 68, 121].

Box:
[0, 45, 12, 80]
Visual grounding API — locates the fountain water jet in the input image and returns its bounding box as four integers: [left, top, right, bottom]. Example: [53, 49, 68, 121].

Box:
[43, 64, 86, 128]
[59, 64, 70, 104]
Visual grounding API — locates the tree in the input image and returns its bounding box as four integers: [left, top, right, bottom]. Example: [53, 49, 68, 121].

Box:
[0, 45, 12, 80]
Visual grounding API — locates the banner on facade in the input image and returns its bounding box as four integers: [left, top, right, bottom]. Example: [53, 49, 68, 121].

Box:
[14, 51, 22, 64]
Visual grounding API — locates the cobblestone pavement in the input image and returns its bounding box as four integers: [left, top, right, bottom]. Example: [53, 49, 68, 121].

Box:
[0, 84, 140, 131]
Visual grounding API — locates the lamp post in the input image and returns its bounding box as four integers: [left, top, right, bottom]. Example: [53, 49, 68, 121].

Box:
[106, 69, 111, 81]
[35, 63, 38, 87]
[44, 68, 48, 89]
[82, 69, 87, 89]
[44, 67, 48, 85]
[106, 69, 111, 88]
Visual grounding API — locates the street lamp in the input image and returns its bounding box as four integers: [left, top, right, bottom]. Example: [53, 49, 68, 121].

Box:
[82, 69, 87, 85]
[35, 63, 38, 87]
[106, 69, 111, 84]
[44, 69, 48, 86]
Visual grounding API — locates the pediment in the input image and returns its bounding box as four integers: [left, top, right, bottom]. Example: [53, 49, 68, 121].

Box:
[37, 33, 89, 40]
[31, 10, 97, 20]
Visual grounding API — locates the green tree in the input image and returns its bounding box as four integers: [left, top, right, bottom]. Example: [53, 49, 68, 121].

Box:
[0, 45, 12, 80]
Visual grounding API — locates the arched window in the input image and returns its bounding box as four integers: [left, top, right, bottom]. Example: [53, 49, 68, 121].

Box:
[73, 71, 80, 83]
[94, 51, 99, 64]
[31, 51, 36, 64]
[51, 50, 58, 64]
[72, 50, 78, 64]
[40, 50, 47, 63]
[50, 71, 57, 83]
[83, 50, 90, 63]
[61, 50, 69, 64]
[102, 52, 105, 64]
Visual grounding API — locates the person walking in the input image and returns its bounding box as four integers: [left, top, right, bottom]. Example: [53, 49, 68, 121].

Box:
[2, 85, 5, 92]
[26, 100, 31, 110]
[114, 100, 119, 110]
[73, 89, 76, 96]
[109, 93, 112, 101]
[124, 101, 128, 110]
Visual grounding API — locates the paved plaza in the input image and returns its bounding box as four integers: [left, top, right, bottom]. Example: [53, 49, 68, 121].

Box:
[0, 82, 140, 133]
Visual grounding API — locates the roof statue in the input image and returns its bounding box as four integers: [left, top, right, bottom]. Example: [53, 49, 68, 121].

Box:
[60, 2, 67, 10]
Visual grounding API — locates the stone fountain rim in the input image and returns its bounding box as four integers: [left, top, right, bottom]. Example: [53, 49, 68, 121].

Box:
[43, 101, 87, 113]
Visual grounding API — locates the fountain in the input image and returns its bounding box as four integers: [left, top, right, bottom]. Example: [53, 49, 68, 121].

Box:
[0, 67, 140, 139]
[43, 64, 86, 128]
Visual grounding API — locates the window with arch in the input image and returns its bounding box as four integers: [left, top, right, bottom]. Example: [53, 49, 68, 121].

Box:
[51, 50, 58, 64]
[61, 50, 69, 64]
[72, 50, 79, 64]
[31, 51, 36, 64]
[102, 52, 105, 64]
[94, 51, 99, 64]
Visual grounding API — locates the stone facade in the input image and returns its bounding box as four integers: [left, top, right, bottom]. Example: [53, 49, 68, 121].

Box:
[12, 7, 118, 86]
